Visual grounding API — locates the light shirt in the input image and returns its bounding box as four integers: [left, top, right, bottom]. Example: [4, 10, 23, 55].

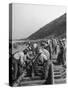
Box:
[14, 51, 25, 64]
[39, 48, 50, 61]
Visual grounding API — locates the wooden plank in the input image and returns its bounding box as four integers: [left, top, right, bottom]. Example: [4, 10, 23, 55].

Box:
[20, 80, 46, 86]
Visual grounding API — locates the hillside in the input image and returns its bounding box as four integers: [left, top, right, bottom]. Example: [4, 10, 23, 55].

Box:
[27, 13, 66, 40]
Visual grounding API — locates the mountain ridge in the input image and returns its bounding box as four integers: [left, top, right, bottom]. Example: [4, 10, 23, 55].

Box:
[27, 13, 66, 40]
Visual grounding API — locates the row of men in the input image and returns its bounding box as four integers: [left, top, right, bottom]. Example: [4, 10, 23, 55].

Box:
[25, 38, 66, 65]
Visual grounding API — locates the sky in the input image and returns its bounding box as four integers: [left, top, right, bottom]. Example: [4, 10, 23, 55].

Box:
[12, 4, 66, 40]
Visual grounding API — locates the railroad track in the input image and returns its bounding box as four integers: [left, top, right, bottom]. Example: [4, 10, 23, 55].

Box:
[13, 60, 66, 86]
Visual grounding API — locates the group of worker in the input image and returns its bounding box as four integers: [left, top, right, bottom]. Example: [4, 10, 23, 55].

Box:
[10, 38, 66, 86]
